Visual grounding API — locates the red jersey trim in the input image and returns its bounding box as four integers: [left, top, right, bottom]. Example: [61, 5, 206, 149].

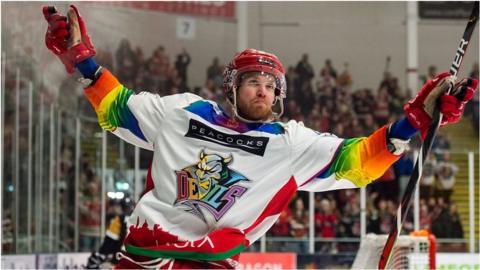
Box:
[244, 176, 298, 235]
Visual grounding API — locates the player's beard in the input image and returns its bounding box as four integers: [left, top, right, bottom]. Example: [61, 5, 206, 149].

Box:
[236, 98, 274, 122]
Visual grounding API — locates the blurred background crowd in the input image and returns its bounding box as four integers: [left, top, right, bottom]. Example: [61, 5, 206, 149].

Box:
[2, 32, 478, 255]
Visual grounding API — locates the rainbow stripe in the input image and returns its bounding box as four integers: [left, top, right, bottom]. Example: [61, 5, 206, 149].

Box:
[185, 101, 285, 134]
[321, 126, 400, 187]
[84, 69, 146, 141]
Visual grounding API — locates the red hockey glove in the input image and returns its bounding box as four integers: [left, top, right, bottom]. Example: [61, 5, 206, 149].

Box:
[440, 77, 478, 124]
[404, 71, 478, 139]
[42, 5, 96, 74]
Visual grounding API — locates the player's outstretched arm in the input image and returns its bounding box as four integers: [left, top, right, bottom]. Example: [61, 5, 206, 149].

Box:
[42, 5, 153, 149]
[325, 72, 477, 188]
[308, 72, 478, 190]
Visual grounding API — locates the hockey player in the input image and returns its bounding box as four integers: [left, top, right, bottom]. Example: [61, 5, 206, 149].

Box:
[86, 196, 135, 269]
[43, 5, 477, 269]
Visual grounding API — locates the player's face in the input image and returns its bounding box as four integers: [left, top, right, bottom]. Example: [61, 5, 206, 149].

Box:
[236, 72, 276, 121]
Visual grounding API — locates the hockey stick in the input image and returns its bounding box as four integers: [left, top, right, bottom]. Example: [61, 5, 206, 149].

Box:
[378, 2, 479, 269]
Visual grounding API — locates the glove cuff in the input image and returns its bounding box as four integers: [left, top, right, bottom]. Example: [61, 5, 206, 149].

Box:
[69, 43, 96, 63]
[57, 44, 96, 74]
[388, 117, 418, 140]
[404, 104, 432, 129]
[76, 57, 99, 79]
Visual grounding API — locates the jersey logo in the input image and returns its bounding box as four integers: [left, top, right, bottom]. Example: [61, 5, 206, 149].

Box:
[175, 150, 250, 222]
[185, 119, 269, 156]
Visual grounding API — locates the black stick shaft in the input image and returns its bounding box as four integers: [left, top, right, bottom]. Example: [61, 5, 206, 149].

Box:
[378, 2, 479, 269]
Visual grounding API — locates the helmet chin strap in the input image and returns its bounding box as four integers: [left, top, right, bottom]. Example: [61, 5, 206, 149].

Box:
[228, 86, 283, 123]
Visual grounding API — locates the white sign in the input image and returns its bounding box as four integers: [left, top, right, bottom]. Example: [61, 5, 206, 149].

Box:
[436, 253, 480, 269]
[57, 252, 90, 269]
[177, 17, 196, 40]
[37, 254, 58, 269]
[1, 255, 36, 269]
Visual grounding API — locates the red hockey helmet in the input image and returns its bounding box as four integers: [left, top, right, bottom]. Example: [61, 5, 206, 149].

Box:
[223, 49, 287, 121]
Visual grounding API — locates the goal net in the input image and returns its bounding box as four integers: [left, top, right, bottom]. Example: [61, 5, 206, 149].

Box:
[351, 231, 436, 269]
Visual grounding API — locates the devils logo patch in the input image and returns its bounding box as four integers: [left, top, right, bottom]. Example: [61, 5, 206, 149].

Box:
[174, 150, 250, 222]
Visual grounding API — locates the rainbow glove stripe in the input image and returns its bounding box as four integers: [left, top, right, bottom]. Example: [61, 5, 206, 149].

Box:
[84, 69, 146, 141]
[324, 126, 400, 187]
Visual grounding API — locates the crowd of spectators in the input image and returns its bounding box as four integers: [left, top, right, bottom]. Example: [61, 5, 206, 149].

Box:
[2, 31, 477, 255]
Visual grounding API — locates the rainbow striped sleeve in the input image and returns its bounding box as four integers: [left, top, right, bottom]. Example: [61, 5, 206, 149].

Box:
[83, 69, 147, 141]
[322, 126, 400, 187]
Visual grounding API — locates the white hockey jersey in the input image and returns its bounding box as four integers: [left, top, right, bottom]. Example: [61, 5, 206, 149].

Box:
[84, 69, 399, 265]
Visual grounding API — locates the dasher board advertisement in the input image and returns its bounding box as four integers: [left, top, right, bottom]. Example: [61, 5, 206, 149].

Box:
[1, 255, 36, 269]
[436, 253, 480, 269]
[237, 252, 297, 269]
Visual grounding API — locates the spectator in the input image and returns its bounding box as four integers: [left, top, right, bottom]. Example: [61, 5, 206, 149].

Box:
[271, 207, 292, 237]
[435, 152, 458, 203]
[133, 47, 146, 89]
[389, 85, 406, 116]
[268, 207, 292, 251]
[115, 39, 138, 88]
[135, 46, 145, 64]
[362, 114, 378, 135]
[79, 181, 102, 252]
[298, 80, 315, 115]
[137, 58, 158, 93]
[315, 198, 337, 253]
[353, 89, 376, 121]
[367, 200, 380, 234]
[321, 59, 337, 79]
[80, 153, 95, 184]
[448, 203, 463, 239]
[419, 201, 431, 231]
[2, 210, 14, 253]
[339, 192, 361, 237]
[336, 62, 352, 89]
[284, 99, 305, 122]
[374, 166, 398, 201]
[352, 117, 365, 135]
[198, 79, 217, 100]
[175, 48, 191, 91]
[375, 86, 390, 126]
[149, 45, 171, 94]
[317, 85, 335, 112]
[317, 66, 336, 90]
[166, 67, 182, 95]
[377, 199, 393, 234]
[421, 65, 437, 84]
[96, 47, 114, 72]
[285, 66, 298, 99]
[432, 133, 451, 156]
[420, 155, 436, 199]
[295, 53, 315, 94]
[379, 70, 394, 95]
[290, 198, 309, 253]
[431, 198, 451, 238]
[469, 62, 478, 79]
[207, 57, 224, 88]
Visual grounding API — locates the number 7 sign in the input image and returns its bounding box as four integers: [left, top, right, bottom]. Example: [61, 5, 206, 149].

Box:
[177, 17, 196, 40]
